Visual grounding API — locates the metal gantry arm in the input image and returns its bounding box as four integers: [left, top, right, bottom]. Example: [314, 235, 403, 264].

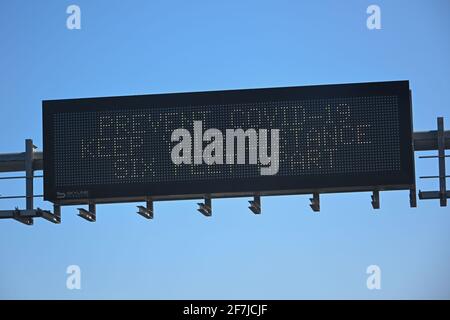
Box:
[0, 150, 43, 173]
[0, 118, 449, 225]
[0, 139, 59, 225]
[413, 117, 450, 206]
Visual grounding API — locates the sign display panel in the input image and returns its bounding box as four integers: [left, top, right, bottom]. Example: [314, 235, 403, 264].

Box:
[43, 81, 414, 204]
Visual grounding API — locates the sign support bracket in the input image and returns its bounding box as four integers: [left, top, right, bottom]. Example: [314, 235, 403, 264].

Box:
[77, 202, 96, 222]
[309, 192, 320, 212]
[137, 197, 154, 219]
[371, 190, 380, 209]
[248, 195, 261, 214]
[197, 195, 212, 217]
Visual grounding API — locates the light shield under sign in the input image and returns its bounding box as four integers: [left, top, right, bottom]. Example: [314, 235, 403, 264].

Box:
[43, 81, 415, 204]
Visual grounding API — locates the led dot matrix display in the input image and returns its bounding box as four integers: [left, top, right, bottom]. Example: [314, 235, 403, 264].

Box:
[43, 81, 414, 203]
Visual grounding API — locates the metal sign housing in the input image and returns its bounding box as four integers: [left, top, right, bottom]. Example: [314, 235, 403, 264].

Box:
[43, 81, 414, 204]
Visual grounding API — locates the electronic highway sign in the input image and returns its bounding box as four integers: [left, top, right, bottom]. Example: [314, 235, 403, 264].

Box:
[43, 81, 414, 204]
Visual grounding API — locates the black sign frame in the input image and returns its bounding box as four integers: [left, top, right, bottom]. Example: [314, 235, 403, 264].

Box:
[43, 81, 415, 205]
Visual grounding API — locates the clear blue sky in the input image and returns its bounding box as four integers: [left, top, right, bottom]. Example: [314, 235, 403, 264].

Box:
[0, 0, 449, 299]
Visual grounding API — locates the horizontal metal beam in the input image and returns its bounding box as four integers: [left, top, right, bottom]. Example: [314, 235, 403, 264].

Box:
[419, 175, 450, 179]
[0, 151, 43, 172]
[0, 209, 40, 219]
[0, 208, 60, 224]
[418, 191, 450, 200]
[0, 175, 43, 180]
[413, 130, 450, 151]
[0, 195, 43, 200]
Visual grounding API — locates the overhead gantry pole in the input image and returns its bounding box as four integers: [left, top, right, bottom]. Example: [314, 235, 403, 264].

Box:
[413, 117, 450, 206]
[0, 139, 59, 225]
